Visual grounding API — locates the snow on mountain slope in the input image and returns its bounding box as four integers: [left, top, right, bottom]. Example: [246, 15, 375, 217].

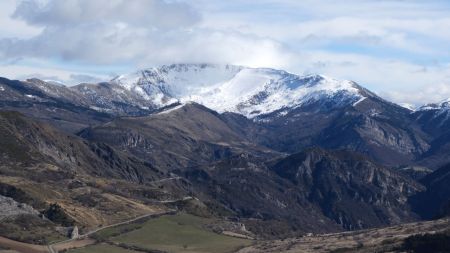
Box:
[415, 98, 450, 131]
[419, 98, 450, 111]
[110, 64, 366, 118]
[114, 64, 242, 96]
[399, 103, 416, 111]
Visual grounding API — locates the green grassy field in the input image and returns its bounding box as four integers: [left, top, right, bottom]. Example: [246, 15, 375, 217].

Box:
[72, 213, 252, 253]
[66, 243, 140, 253]
[91, 221, 144, 242]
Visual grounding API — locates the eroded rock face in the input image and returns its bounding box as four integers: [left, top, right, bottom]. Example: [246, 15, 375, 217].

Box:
[80, 103, 276, 171]
[0, 110, 163, 183]
[178, 154, 342, 236]
[0, 195, 39, 220]
[270, 148, 424, 230]
[179, 149, 424, 235]
[222, 96, 430, 167]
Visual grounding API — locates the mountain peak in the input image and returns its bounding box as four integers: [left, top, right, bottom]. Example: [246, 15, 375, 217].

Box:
[419, 98, 450, 111]
[109, 64, 367, 118]
[15, 64, 374, 118]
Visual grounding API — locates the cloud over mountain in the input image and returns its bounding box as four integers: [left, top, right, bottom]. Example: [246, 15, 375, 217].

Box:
[0, 0, 291, 69]
[0, 0, 449, 105]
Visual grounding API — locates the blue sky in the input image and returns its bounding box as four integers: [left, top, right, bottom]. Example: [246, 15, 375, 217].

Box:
[0, 0, 450, 106]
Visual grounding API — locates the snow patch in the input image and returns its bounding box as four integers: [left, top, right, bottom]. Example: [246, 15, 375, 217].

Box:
[353, 97, 367, 107]
[157, 104, 184, 115]
[89, 106, 108, 112]
[398, 103, 416, 111]
[44, 79, 65, 86]
[0, 86, 4, 91]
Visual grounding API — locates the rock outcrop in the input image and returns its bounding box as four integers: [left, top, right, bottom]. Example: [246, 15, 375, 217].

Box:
[0, 195, 39, 220]
[70, 226, 79, 239]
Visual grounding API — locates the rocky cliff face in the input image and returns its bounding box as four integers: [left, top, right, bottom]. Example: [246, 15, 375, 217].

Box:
[177, 154, 342, 237]
[0, 195, 39, 220]
[177, 148, 424, 235]
[223, 95, 429, 167]
[270, 148, 424, 229]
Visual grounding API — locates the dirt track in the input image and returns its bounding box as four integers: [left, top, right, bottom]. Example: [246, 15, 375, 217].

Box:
[52, 209, 179, 253]
[1, 210, 177, 253]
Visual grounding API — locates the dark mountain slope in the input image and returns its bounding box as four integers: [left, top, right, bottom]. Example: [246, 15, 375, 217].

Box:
[80, 103, 276, 171]
[269, 148, 424, 229]
[175, 147, 424, 236]
[413, 107, 450, 169]
[417, 131, 450, 169]
[411, 163, 450, 219]
[222, 94, 430, 167]
[413, 102, 450, 138]
[177, 154, 341, 237]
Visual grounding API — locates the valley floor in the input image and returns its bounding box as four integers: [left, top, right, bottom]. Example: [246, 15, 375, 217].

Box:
[1, 215, 448, 253]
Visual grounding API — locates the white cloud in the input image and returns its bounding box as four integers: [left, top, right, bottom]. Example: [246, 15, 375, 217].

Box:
[380, 83, 450, 108]
[195, 1, 450, 56]
[0, 0, 41, 39]
[0, 0, 450, 105]
[12, 0, 200, 29]
[0, 63, 109, 85]
[0, 0, 291, 70]
[189, 0, 450, 105]
[290, 50, 450, 106]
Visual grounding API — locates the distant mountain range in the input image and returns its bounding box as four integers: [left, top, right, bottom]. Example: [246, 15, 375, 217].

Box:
[0, 64, 449, 241]
[1, 64, 447, 167]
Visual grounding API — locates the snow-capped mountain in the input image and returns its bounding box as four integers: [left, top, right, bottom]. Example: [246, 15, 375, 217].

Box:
[414, 98, 450, 139]
[108, 64, 369, 118]
[418, 98, 450, 111]
[0, 65, 437, 168]
[4, 64, 376, 118]
[413, 99, 450, 169]
[415, 98, 450, 135]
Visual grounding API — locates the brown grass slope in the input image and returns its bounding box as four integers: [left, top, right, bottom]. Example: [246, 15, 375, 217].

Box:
[0, 110, 183, 238]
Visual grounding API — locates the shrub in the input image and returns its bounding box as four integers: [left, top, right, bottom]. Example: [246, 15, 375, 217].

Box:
[42, 203, 74, 226]
[401, 232, 450, 253]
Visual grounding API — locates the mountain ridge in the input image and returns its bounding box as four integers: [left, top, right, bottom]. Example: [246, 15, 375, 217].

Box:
[2, 64, 381, 119]
[109, 64, 375, 119]
[1, 64, 450, 245]
[0, 65, 438, 167]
